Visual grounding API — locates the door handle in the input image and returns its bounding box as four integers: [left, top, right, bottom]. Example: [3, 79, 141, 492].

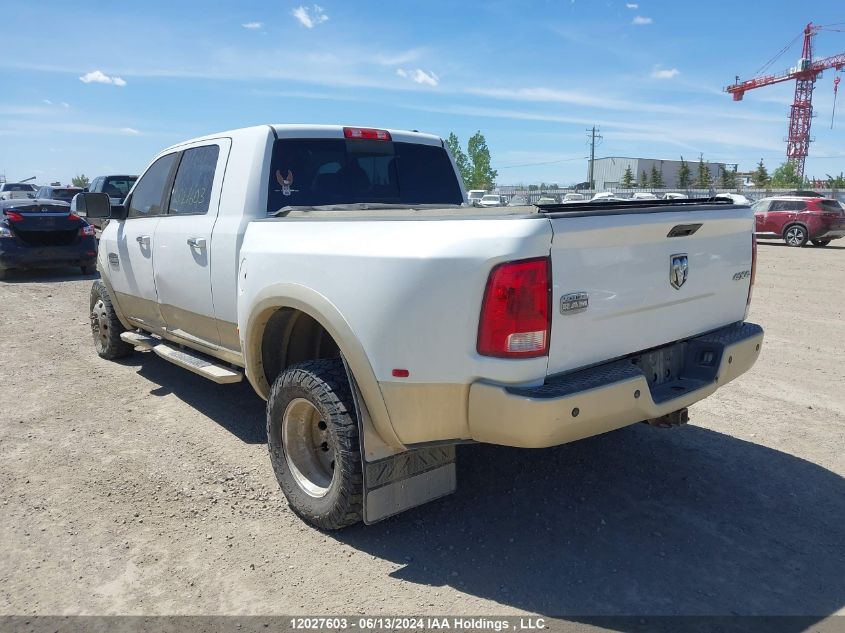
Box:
[136, 235, 150, 244]
[187, 237, 207, 249]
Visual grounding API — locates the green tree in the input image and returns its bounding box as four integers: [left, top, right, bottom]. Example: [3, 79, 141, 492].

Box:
[678, 156, 691, 188]
[721, 165, 738, 189]
[649, 164, 665, 188]
[444, 133, 471, 189]
[825, 172, 845, 188]
[72, 174, 90, 188]
[466, 131, 498, 190]
[639, 170, 648, 188]
[752, 159, 769, 187]
[621, 166, 635, 188]
[695, 157, 712, 188]
[770, 161, 803, 188]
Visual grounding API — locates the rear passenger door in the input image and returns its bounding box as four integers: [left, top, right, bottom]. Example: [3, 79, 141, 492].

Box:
[107, 153, 179, 332]
[152, 140, 230, 350]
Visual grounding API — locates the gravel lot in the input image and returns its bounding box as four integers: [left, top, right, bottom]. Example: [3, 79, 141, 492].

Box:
[1, 241, 843, 621]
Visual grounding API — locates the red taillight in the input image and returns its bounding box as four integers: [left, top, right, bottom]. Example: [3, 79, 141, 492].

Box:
[68, 213, 81, 221]
[343, 127, 392, 141]
[79, 225, 96, 237]
[3, 211, 23, 222]
[746, 234, 757, 314]
[478, 257, 551, 358]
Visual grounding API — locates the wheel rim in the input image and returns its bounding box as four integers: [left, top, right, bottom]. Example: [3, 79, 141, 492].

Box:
[282, 398, 335, 498]
[90, 299, 109, 351]
[786, 226, 805, 246]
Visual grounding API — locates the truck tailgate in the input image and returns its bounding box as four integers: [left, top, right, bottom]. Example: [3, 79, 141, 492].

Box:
[546, 204, 753, 376]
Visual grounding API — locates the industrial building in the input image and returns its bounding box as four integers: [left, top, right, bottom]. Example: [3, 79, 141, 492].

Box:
[590, 157, 728, 190]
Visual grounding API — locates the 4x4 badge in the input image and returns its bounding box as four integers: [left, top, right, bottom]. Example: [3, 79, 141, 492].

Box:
[670, 253, 688, 289]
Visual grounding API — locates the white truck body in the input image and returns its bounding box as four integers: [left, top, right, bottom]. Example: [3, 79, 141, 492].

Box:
[84, 124, 763, 527]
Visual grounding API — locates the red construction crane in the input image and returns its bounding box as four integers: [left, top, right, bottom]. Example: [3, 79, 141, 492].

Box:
[725, 22, 845, 177]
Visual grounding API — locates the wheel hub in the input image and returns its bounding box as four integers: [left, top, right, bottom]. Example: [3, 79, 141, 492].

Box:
[91, 299, 109, 348]
[282, 398, 335, 498]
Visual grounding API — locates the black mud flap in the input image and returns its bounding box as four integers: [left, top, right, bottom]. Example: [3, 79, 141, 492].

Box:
[342, 356, 457, 525]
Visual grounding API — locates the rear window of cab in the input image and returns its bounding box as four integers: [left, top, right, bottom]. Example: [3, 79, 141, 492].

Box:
[266, 137, 463, 212]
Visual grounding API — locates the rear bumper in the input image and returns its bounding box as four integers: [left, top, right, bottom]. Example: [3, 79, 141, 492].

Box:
[0, 237, 97, 270]
[467, 322, 763, 448]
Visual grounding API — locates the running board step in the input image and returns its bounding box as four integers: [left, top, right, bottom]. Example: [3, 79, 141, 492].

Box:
[120, 332, 243, 384]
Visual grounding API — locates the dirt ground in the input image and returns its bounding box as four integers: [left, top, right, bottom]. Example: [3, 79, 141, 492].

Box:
[0, 241, 843, 621]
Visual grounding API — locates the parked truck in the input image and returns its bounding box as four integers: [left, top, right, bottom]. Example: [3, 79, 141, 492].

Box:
[74, 124, 763, 529]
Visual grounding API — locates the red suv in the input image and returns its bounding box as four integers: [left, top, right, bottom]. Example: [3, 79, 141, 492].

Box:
[752, 196, 845, 247]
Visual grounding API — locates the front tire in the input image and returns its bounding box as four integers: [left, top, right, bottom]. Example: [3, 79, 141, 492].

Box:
[266, 359, 363, 530]
[89, 281, 134, 359]
[811, 239, 831, 247]
[783, 224, 808, 247]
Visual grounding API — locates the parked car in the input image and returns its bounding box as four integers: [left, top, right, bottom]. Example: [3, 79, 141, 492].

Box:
[0, 183, 37, 200]
[86, 175, 138, 229]
[76, 123, 762, 530]
[631, 192, 658, 200]
[466, 189, 486, 206]
[590, 191, 618, 201]
[752, 196, 845, 247]
[35, 185, 83, 203]
[663, 192, 687, 200]
[536, 195, 560, 205]
[479, 194, 507, 207]
[715, 193, 751, 205]
[0, 199, 97, 279]
[589, 195, 628, 202]
[562, 193, 586, 203]
[507, 195, 529, 206]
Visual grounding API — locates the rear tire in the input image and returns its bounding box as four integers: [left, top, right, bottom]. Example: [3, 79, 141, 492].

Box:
[89, 280, 134, 359]
[783, 224, 808, 247]
[266, 359, 363, 530]
[811, 239, 831, 247]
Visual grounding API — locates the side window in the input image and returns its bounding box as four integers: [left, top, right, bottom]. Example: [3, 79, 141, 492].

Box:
[167, 145, 220, 216]
[769, 201, 787, 212]
[128, 154, 178, 218]
[750, 200, 769, 213]
[788, 200, 807, 211]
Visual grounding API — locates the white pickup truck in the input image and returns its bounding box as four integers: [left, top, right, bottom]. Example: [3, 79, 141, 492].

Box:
[74, 124, 763, 529]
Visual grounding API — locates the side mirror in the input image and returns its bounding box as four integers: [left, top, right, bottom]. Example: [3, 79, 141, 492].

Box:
[72, 192, 111, 218]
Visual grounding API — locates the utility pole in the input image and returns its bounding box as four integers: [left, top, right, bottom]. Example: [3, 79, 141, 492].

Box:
[587, 126, 602, 189]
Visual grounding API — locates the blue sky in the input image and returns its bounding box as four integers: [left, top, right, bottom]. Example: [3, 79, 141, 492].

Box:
[2, 0, 844, 186]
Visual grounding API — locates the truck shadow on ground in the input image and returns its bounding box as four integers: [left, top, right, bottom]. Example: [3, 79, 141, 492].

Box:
[1, 266, 99, 283]
[120, 352, 845, 623]
[335, 423, 845, 623]
[126, 351, 266, 444]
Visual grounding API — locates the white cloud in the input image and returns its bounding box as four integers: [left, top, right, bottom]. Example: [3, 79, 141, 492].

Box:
[651, 68, 680, 79]
[120, 127, 141, 135]
[625, 3, 638, 8]
[61, 102, 70, 108]
[291, 5, 328, 29]
[79, 70, 127, 86]
[43, 99, 53, 105]
[632, 15, 653, 25]
[397, 68, 439, 87]
[241, 21, 263, 29]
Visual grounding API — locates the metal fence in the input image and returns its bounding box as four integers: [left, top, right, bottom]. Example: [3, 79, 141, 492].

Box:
[495, 186, 844, 204]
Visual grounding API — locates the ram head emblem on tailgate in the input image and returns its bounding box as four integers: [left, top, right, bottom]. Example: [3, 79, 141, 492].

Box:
[670, 253, 688, 289]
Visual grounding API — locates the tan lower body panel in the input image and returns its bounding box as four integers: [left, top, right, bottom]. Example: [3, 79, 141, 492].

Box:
[378, 382, 470, 445]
